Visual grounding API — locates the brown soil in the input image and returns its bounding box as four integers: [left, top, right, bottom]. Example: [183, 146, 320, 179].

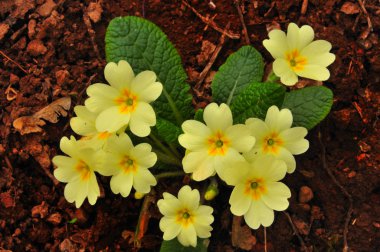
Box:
[1, 0, 379, 251]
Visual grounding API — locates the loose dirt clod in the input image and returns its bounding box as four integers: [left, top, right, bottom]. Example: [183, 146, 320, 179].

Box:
[27, 39, 48, 56]
[36, 0, 56, 17]
[299, 186, 314, 203]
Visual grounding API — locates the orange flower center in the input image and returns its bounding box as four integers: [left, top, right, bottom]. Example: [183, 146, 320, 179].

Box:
[176, 208, 194, 227]
[207, 131, 230, 156]
[120, 155, 137, 173]
[286, 49, 307, 71]
[115, 89, 138, 114]
[262, 132, 283, 154]
[244, 178, 267, 200]
[75, 160, 91, 181]
[97, 131, 112, 139]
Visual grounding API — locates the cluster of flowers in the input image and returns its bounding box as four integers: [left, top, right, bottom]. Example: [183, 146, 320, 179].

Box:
[53, 60, 163, 207]
[52, 23, 334, 247]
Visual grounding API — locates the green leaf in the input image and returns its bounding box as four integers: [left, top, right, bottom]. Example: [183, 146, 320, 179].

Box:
[211, 46, 264, 105]
[160, 238, 209, 252]
[194, 109, 204, 122]
[105, 16, 193, 125]
[281, 86, 333, 130]
[231, 82, 286, 123]
[155, 118, 182, 144]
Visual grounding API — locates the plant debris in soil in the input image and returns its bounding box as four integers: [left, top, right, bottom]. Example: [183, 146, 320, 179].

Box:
[1, 0, 380, 251]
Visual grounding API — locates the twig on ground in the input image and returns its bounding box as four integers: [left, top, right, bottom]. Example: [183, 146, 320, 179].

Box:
[4, 155, 13, 172]
[357, 0, 373, 39]
[83, 12, 102, 61]
[264, 227, 267, 252]
[194, 22, 229, 91]
[352, 101, 368, 124]
[301, 0, 308, 15]
[181, 0, 240, 39]
[317, 128, 353, 252]
[284, 212, 309, 252]
[0, 50, 28, 74]
[234, 0, 250, 45]
[134, 191, 155, 248]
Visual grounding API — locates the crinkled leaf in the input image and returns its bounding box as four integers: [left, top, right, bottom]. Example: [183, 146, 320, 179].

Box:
[212, 46, 264, 105]
[194, 109, 204, 122]
[231, 82, 285, 123]
[282, 86, 333, 130]
[105, 16, 193, 125]
[155, 118, 182, 144]
[160, 238, 208, 252]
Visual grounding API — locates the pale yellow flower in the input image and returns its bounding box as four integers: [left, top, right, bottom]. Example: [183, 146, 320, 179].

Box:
[178, 103, 255, 183]
[85, 60, 163, 137]
[263, 23, 335, 86]
[227, 156, 291, 229]
[244, 105, 309, 173]
[157, 186, 214, 247]
[70, 105, 115, 149]
[52, 136, 100, 208]
[98, 133, 157, 197]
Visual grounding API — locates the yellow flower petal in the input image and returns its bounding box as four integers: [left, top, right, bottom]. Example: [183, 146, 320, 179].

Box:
[286, 23, 300, 50]
[203, 103, 232, 131]
[298, 25, 314, 50]
[110, 172, 133, 197]
[226, 124, 255, 152]
[263, 29, 288, 58]
[133, 168, 157, 193]
[53, 156, 79, 182]
[181, 120, 211, 138]
[160, 217, 181, 240]
[95, 106, 130, 133]
[265, 106, 293, 132]
[182, 151, 214, 181]
[85, 84, 119, 113]
[87, 173, 100, 205]
[273, 58, 299, 86]
[178, 186, 200, 211]
[229, 183, 251, 216]
[158, 197, 182, 216]
[177, 225, 197, 247]
[261, 182, 291, 211]
[277, 148, 297, 173]
[297, 64, 330, 81]
[104, 60, 134, 90]
[129, 102, 156, 137]
[244, 200, 274, 229]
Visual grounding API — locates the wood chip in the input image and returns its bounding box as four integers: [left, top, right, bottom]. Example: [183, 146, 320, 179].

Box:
[340, 2, 360, 14]
[231, 216, 256, 250]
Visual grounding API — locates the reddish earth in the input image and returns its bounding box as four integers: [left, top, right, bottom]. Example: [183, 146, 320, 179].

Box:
[0, 0, 379, 251]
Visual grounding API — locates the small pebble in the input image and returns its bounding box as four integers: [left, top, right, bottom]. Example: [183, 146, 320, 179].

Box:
[348, 171, 357, 178]
[298, 186, 314, 203]
[47, 213, 62, 225]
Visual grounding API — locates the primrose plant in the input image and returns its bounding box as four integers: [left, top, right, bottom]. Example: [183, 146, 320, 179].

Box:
[52, 17, 335, 250]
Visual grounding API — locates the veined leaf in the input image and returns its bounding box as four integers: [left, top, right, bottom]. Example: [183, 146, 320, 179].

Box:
[212, 46, 264, 105]
[231, 82, 285, 123]
[282, 86, 333, 129]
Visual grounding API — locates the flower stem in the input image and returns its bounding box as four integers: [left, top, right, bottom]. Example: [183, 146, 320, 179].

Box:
[155, 171, 185, 180]
[149, 132, 180, 161]
[154, 149, 182, 167]
[266, 70, 280, 83]
[168, 142, 181, 158]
